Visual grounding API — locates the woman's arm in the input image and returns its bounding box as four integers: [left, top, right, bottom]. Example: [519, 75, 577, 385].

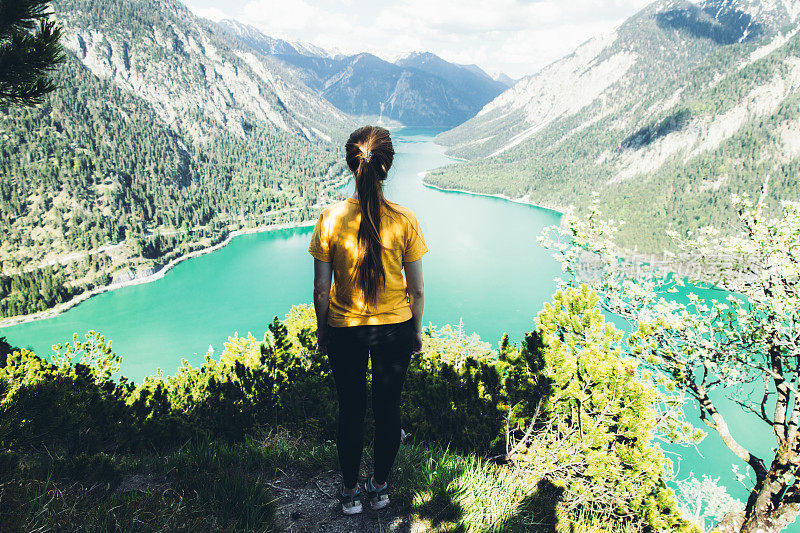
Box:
[313, 258, 333, 354]
[403, 259, 424, 353]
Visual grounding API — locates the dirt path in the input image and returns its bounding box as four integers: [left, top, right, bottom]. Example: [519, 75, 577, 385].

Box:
[270, 470, 425, 533]
[115, 468, 427, 532]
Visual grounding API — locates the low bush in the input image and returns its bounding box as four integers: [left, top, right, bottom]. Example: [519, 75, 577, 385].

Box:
[0, 288, 696, 531]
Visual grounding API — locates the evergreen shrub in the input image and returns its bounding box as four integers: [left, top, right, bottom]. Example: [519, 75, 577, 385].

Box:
[0, 292, 693, 530]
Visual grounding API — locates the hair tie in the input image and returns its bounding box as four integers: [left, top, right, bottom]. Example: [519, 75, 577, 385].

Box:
[360, 148, 372, 163]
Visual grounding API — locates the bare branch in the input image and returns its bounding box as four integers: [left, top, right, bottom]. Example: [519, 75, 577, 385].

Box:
[690, 381, 768, 482]
[731, 396, 774, 426]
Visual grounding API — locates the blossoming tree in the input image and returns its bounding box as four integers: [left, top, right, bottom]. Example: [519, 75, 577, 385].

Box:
[540, 177, 800, 532]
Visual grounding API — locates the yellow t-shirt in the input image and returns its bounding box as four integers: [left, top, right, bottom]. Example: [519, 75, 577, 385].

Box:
[308, 198, 428, 327]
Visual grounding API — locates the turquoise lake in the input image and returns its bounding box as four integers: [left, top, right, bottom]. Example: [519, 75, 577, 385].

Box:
[1, 127, 782, 529]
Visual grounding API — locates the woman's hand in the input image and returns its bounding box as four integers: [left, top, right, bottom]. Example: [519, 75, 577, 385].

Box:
[412, 330, 423, 354]
[403, 260, 424, 354]
[317, 327, 328, 355]
[313, 259, 332, 355]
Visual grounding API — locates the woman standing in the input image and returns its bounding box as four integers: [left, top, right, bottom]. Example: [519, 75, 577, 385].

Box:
[308, 125, 427, 515]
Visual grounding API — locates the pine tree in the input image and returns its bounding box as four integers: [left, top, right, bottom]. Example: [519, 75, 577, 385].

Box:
[0, 335, 18, 366]
[0, 0, 64, 106]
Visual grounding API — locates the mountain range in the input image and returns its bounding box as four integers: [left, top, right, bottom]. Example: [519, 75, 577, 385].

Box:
[0, 0, 355, 319]
[219, 19, 510, 128]
[0, 0, 515, 319]
[428, 0, 800, 252]
[5, 0, 800, 318]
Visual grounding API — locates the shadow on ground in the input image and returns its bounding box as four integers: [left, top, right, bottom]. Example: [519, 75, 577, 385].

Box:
[273, 468, 566, 533]
[413, 476, 564, 533]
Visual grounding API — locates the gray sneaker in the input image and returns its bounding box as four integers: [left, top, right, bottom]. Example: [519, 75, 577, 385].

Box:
[365, 474, 389, 510]
[337, 484, 363, 515]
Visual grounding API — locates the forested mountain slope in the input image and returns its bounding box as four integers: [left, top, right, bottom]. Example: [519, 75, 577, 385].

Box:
[220, 20, 507, 128]
[57, 0, 349, 142]
[0, 0, 354, 320]
[430, 0, 800, 252]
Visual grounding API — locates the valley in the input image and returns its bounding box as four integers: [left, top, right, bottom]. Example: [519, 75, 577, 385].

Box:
[2, 0, 800, 530]
[0, 0, 354, 319]
[429, 0, 800, 253]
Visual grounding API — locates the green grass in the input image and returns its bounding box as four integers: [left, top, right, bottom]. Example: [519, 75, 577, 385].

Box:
[0, 430, 642, 532]
[390, 442, 585, 533]
[393, 443, 531, 532]
[0, 432, 301, 532]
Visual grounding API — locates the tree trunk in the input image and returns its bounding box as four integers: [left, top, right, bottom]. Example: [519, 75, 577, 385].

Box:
[740, 454, 800, 533]
[740, 504, 800, 533]
[714, 511, 744, 533]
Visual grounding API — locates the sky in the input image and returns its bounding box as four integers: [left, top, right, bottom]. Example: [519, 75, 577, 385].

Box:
[180, 0, 655, 79]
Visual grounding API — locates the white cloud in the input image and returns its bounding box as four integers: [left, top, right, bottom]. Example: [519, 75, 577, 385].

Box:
[181, 0, 655, 78]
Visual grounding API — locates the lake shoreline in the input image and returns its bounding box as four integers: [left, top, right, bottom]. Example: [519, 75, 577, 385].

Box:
[419, 173, 567, 216]
[0, 220, 316, 329]
[418, 174, 708, 278]
[4, 168, 708, 330]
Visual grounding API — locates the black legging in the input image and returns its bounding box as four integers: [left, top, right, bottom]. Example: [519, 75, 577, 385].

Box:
[326, 318, 414, 489]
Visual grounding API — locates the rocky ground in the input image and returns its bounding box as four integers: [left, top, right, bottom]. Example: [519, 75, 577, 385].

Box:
[114, 467, 429, 532]
[270, 469, 427, 533]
